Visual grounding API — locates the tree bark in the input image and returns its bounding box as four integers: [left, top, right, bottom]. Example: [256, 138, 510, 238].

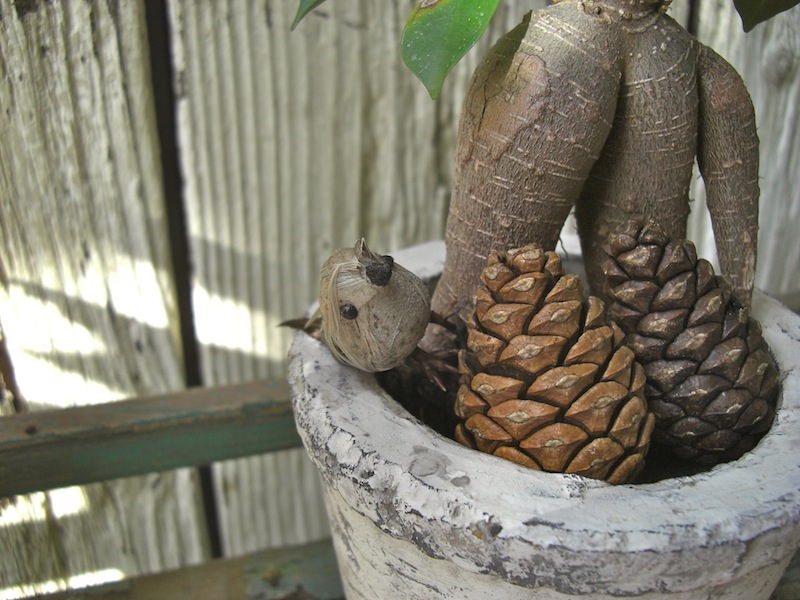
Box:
[432, 0, 760, 325]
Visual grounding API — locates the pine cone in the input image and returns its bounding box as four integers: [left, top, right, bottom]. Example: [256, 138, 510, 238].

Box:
[454, 244, 655, 484]
[604, 220, 779, 465]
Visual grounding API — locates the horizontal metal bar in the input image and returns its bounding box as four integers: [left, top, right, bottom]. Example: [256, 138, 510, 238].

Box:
[0, 380, 302, 497]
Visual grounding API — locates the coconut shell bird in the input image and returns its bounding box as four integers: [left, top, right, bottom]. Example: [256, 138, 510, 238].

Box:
[291, 239, 434, 373]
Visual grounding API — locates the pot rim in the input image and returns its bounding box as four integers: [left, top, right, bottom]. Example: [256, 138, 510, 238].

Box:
[289, 239, 800, 565]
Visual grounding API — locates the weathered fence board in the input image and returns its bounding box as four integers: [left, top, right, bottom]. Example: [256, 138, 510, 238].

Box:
[0, 0, 206, 596]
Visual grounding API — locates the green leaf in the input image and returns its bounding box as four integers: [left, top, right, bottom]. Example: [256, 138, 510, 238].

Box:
[733, 0, 799, 31]
[402, 0, 500, 99]
[291, 0, 328, 31]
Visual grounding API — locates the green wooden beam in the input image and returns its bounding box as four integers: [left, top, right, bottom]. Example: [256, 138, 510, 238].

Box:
[0, 380, 302, 497]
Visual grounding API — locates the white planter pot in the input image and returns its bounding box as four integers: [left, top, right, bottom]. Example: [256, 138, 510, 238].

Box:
[288, 240, 800, 599]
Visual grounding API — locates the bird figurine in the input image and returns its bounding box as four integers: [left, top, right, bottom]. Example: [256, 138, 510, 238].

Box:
[298, 238, 434, 373]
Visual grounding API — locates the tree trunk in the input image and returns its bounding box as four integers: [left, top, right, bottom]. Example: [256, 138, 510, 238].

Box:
[432, 0, 762, 327]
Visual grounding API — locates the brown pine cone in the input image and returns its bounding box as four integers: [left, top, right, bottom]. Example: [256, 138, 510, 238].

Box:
[454, 244, 655, 484]
[604, 220, 779, 465]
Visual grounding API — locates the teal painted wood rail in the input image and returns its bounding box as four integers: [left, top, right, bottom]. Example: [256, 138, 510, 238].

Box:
[0, 380, 301, 498]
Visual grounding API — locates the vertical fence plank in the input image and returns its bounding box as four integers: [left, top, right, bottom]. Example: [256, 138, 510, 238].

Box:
[168, 0, 328, 556]
[0, 0, 207, 595]
[688, 1, 800, 310]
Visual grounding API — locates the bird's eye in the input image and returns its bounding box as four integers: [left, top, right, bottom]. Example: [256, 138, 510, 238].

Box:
[340, 304, 359, 320]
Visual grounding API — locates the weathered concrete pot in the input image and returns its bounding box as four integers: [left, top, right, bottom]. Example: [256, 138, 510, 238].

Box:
[288, 240, 800, 599]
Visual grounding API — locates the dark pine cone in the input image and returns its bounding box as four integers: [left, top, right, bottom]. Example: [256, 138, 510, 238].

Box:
[603, 220, 779, 466]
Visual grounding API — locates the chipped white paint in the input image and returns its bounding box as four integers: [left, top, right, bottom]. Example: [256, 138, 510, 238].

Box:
[289, 240, 800, 599]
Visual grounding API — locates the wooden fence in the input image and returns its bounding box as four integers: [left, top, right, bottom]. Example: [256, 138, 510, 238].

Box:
[1, 0, 798, 596]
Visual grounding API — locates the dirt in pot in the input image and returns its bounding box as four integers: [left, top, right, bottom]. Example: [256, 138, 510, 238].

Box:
[379, 347, 462, 442]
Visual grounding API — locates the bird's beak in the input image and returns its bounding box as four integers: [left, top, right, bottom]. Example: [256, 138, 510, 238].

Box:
[355, 238, 394, 287]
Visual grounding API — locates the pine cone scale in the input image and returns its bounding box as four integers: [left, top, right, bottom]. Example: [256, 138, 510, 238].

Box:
[525, 363, 600, 408]
[644, 359, 697, 392]
[520, 423, 590, 472]
[563, 381, 628, 434]
[637, 309, 689, 339]
[488, 400, 560, 440]
[651, 272, 697, 310]
[665, 323, 723, 361]
[479, 303, 536, 338]
[698, 337, 748, 379]
[566, 438, 624, 479]
[471, 373, 526, 406]
[601, 346, 636, 386]
[609, 396, 649, 448]
[498, 335, 566, 375]
[564, 326, 615, 366]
